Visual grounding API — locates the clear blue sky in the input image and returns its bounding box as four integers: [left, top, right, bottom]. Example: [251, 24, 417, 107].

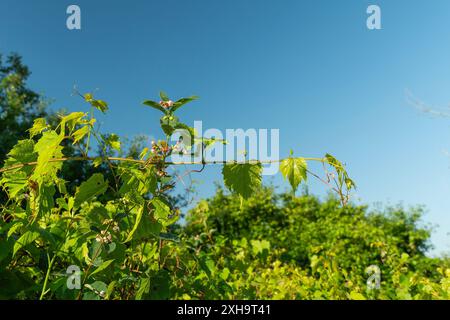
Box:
[1, 0, 450, 254]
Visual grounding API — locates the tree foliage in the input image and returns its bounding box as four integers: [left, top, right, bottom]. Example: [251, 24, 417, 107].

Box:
[182, 188, 450, 299]
[0, 53, 46, 164]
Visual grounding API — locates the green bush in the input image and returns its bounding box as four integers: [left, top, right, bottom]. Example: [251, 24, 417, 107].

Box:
[180, 188, 450, 300]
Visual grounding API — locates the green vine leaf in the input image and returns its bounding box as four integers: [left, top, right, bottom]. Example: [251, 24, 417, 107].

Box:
[89, 259, 115, 278]
[325, 153, 344, 172]
[135, 277, 151, 300]
[222, 163, 262, 200]
[74, 173, 108, 208]
[280, 155, 307, 194]
[84, 93, 108, 113]
[29, 118, 48, 138]
[0, 140, 36, 197]
[325, 153, 356, 191]
[32, 131, 64, 183]
[72, 126, 89, 144]
[13, 230, 40, 257]
[2, 139, 36, 169]
[151, 198, 175, 226]
[61, 112, 87, 133]
[123, 206, 144, 243]
[91, 100, 108, 113]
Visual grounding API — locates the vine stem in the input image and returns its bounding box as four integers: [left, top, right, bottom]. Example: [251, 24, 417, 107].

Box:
[39, 253, 56, 300]
[0, 155, 342, 200]
[0, 156, 326, 174]
[76, 220, 115, 300]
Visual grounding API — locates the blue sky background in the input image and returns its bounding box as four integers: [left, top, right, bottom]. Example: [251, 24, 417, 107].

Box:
[1, 0, 450, 255]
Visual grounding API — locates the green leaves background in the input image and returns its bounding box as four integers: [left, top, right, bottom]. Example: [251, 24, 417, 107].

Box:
[280, 155, 307, 194]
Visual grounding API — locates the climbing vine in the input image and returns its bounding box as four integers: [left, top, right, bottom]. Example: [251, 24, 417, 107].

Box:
[0, 91, 354, 299]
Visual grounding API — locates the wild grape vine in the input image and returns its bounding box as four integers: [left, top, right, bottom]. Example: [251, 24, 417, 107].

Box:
[0, 91, 354, 299]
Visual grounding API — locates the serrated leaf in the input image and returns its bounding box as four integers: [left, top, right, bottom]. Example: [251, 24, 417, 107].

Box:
[170, 95, 199, 113]
[325, 153, 344, 172]
[35, 184, 56, 219]
[251, 239, 271, 255]
[84, 93, 108, 113]
[32, 131, 64, 183]
[220, 268, 230, 281]
[74, 173, 108, 208]
[324, 153, 355, 191]
[0, 173, 28, 198]
[151, 198, 174, 226]
[0, 139, 37, 198]
[280, 156, 307, 193]
[61, 112, 87, 132]
[29, 118, 48, 138]
[222, 163, 262, 200]
[159, 91, 170, 102]
[13, 230, 40, 256]
[72, 125, 89, 144]
[135, 277, 150, 300]
[123, 207, 144, 243]
[92, 100, 108, 113]
[2, 139, 36, 172]
[200, 258, 215, 278]
[105, 134, 120, 151]
[142, 100, 167, 113]
[7, 222, 23, 239]
[345, 176, 356, 190]
[118, 166, 157, 200]
[151, 198, 170, 218]
[90, 259, 114, 278]
[1, 140, 37, 197]
[105, 281, 116, 300]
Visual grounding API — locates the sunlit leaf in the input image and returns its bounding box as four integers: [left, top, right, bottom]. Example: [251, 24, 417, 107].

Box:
[32, 131, 64, 183]
[90, 259, 114, 278]
[280, 155, 307, 193]
[159, 91, 170, 102]
[170, 95, 199, 113]
[72, 125, 89, 144]
[222, 163, 262, 200]
[123, 207, 144, 243]
[13, 230, 40, 256]
[29, 118, 48, 138]
[74, 173, 108, 208]
[142, 100, 167, 113]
